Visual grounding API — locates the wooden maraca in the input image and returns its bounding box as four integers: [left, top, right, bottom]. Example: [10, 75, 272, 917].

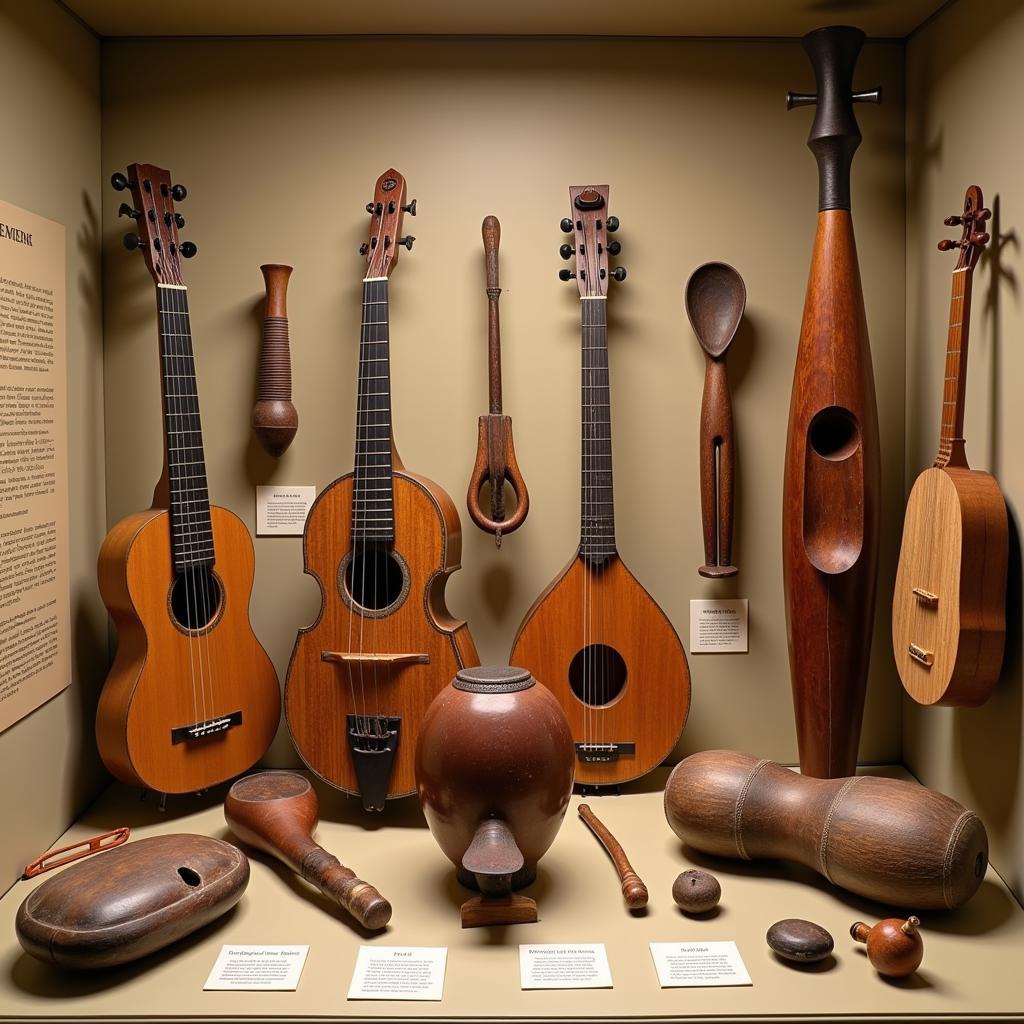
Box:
[225, 771, 391, 930]
[686, 261, 745, 578]
[252, 263, 298, 457]
[850, 916, 924, 977]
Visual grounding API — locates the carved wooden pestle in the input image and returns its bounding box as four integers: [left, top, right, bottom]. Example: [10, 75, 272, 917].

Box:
[225, 771, 391, 930]
[252, 263, 298, 457]
[466, 216, 529, 546]
[579, 803, 648, 909]
[686, 262, 745, 578]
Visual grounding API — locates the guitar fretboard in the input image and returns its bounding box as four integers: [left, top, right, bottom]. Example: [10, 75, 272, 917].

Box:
[579, 297, 616, 566]
[935, 266, 973, 468]
[158, 285, 215, 572]
[353, 277, 395, 543]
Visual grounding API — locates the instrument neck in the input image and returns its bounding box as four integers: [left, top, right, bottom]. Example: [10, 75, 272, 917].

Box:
[579, 297, 616, 566]
[353, 277, 395, 543]
[157, 284, 214, 573]
[935, 266, 973, 468]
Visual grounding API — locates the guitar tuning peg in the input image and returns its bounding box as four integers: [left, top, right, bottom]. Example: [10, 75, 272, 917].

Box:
[975, 207, 992, 223]
[122, 232, 143, 251]
[179, 241, 197, 258]
[560, 218, 574, 233]
[610, 267, 627, 282]
[607, 240, 621, 255]
[606, 216, 620, 233]
[170, 184, 187, 202]
[786, 91, 817, 110]
[852, 87, 882, 104]
[937, 239, 960, 252]
[118, 203, 141, 219]
[399, 235, 415, 251]
[402, 199, 417, 216]
[365, 202, 375, 213]
[165, 212, 185, 228]
[359, 242, 369, 255]
[559, 243, 574, 260]
[972, 232, 990, 247]
[943, 215, 963, 226]
[558, 268, 576, 281]
[110, 171, 131, 192]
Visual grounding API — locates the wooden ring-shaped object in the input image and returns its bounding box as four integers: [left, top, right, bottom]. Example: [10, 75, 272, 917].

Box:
[467, 414, 529, 539]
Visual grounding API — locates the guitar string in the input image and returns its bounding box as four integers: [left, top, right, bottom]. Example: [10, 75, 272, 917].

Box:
[581, 291, 592, 753]
[940, 270, 966, 459]
[160, 286, 201, 728]
[369, 276, 387, 734]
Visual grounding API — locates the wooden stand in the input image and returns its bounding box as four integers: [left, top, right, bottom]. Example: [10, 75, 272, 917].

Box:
[460, 893, 538, 928]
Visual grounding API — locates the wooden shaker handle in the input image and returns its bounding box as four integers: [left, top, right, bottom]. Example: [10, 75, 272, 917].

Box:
[579, 803, 648, 909]
[301, 847, 392, 931]
[253, 264, 297, 458]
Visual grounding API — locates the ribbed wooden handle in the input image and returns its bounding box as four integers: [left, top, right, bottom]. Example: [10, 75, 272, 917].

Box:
[482, 215, 500, 295]
[302, 848, 392, 931]
[579, 803, 648, 909]
[254, 264, 297, 457]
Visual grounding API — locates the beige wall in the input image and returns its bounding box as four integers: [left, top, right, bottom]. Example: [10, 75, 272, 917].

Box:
[100, 35, 906, 771]
[0, 1, 106, 892]
[904, 0, 1024, 905]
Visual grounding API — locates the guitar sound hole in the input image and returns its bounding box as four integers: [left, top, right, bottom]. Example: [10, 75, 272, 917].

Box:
[169, 567, 222, 631]
[345, 546, 405, 611]
[568, 643, 628, 707]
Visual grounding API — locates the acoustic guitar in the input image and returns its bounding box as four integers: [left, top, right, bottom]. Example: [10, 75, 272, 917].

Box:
[892, 185, 1008, 706]
[284, 168, 478, 811]
[509, 185, 691, 788]
[96, 163, 281, 794]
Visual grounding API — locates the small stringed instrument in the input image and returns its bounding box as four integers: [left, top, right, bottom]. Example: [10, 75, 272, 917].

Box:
[96, 164, 281, 795]
[285, 169, 478, 811]
[510, 185, 691, 788]
[892, 186, 1008, 706]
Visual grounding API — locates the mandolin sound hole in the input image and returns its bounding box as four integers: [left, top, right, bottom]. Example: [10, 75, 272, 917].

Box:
[169, 567, 223, 632]
[568, 643, 628, 707]
[344, 545, 405, 612]
[808, 406, 860, 461]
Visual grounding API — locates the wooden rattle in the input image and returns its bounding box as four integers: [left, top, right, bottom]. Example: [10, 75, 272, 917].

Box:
[850, 916, 924, 978]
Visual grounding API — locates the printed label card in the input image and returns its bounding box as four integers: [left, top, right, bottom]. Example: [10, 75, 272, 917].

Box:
[649, 941, 752, 987]
[347, 946, 448, 1001]
[203, 944, 309, 991]
[519, 943, 612, 990]
[690, 598, 748, 653]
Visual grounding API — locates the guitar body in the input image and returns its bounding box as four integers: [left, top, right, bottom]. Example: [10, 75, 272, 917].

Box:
[96, 505, 281, 793]
[510, 553, 690, 787]
[284, 469, 478, 798]
[892, 466, 1007, 706]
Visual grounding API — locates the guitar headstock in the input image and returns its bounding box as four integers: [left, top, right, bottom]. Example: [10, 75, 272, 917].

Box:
[111, 163, 196, 286]
[559, 185, 625, 298]
[938, 185, 990, 271]
[360, 168, 416, 278]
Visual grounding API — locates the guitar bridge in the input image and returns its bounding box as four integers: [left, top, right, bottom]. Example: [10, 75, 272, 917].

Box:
[912, 586, 939, 607]
[346, 715, 400, 812]
[575, 742, 635, 764]
[170, 710, 242, 744]
[908, 642, 934, 667]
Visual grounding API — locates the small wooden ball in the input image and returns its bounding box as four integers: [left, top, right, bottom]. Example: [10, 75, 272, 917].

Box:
[672, 869, 721, 914]
[767, 919, 835, 963]
[851, 916, 924, 978]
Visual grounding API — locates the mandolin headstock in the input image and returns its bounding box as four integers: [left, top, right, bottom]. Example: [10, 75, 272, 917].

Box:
[360, 168, 416, 279]
[111, 163, 195, 286]
[938, 185, 990, 272]
[559, 185, 626, 298]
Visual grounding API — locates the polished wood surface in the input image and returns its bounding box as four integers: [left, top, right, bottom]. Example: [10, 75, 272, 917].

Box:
[850, 916, 924, 978]
[511, 554, 690, 787]
[285, 471, 478, 799]
[96, 506, 281, 793]
[579, 803, 648, 909]
[664, 750, 988, 910]
[225, 771, 391, 930]
[15, 834, 249, 968]
[893, 186, 1007, 706]
[253, 263, 298, 457]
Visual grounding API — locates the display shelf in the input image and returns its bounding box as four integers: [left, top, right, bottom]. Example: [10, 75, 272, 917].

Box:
[2, 767, 1022, 1022]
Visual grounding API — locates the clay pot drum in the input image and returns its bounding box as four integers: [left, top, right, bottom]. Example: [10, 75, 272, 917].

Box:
[415, 665, 575, 894]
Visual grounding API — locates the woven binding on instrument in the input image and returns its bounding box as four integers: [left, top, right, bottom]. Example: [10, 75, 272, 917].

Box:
[454, 665, 534, 693]
[819, 775, 862, 882]
[943, 810, 976, 910]
[733, 758, 772, 860]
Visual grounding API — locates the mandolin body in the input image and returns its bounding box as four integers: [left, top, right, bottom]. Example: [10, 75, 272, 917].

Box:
[285, 469, 478, 799]
[510, 553, 690, 787]
[892, 466, 1007, 705]
[96, 505, 281, 794]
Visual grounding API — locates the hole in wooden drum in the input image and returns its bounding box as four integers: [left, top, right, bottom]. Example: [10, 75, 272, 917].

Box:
[568, 643, 628, 707]
[808, 406, 861, 461]
[177, 866, 201, 887]
[976, 852, 987, 878]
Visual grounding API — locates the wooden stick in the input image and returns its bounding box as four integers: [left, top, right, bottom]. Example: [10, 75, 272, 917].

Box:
[578, 803, 648, 909]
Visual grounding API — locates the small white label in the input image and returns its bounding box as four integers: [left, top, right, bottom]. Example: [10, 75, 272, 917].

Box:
[347, 946, 447, 1001]
[519, 943, 612, 990]
[650, 941, 751, 987]
[203, 944, 309, 991]
[690, 598, 748, 653]
[256, 484, 315, 536]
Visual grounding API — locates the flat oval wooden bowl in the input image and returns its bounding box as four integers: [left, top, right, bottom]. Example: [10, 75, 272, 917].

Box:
[16, 834, 249, 969]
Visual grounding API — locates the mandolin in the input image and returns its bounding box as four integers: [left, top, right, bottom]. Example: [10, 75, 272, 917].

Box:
[96, 163, 281, 795]
[892, 186, 1008, 706]
[509, 185, 691, 789]
[284, 168, 478, 811]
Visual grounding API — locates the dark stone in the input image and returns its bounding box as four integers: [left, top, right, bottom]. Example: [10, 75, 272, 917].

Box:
[766, 918, 835, 963]
[671, 869, 721, 914]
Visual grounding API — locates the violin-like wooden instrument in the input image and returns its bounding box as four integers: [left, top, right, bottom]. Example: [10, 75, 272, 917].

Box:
[664, 750, 988, 910]
[252, 263, 298, 457]
[284, 169, 478, 812]
[782, 26, 882, 778]
[466, 216, 529, 546]
[510, 186, 691, 789]
[225, 771, 392, 930]
[892, 186, 1007, 706]
[96, 164, 281, 794]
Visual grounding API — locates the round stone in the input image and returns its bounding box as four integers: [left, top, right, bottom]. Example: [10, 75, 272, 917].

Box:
[671, 869, 721, 914]
[766, 919, 835, 963]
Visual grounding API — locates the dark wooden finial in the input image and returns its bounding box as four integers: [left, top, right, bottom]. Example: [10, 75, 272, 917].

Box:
[253, 264, 298, 457]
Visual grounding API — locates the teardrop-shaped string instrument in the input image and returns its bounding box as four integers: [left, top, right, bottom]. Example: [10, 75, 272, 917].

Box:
[466, 216, 529, 547]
